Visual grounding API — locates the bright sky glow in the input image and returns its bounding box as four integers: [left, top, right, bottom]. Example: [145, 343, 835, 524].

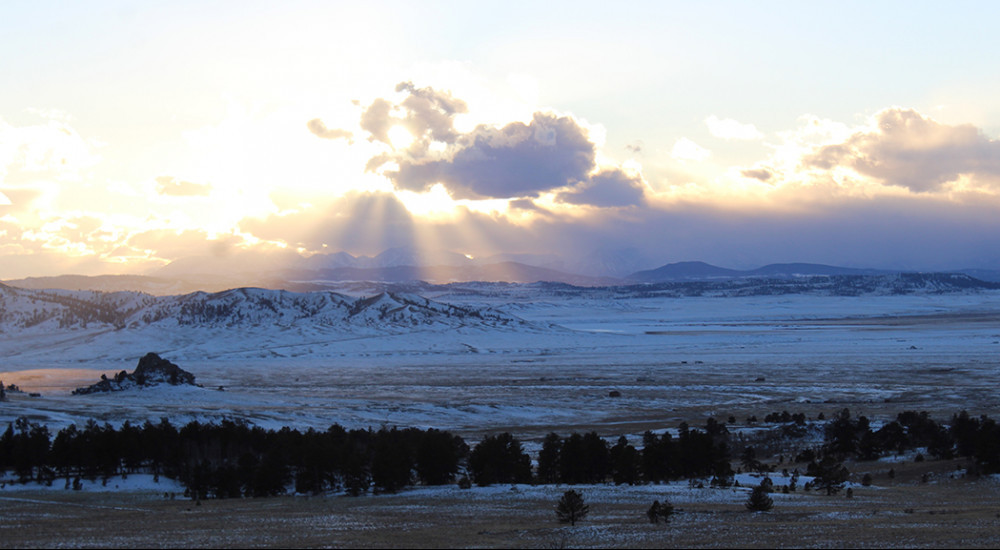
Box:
[2, 1, 1000, 278]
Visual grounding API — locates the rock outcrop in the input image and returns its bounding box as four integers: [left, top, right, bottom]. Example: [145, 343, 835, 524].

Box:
[72, 353, 199, 395]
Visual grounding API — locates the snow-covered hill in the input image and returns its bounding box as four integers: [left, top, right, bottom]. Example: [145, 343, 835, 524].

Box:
[0, 283, 534, 334]
[623, 272, 1000, 297]
[3, 272, 993, 336]
[426, 272, 1000, 303]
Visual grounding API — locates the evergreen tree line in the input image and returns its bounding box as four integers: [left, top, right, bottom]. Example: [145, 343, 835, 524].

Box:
[0, 418, 467, 498]
[2, 409, 999, 498]
[469, 419, 733, 486]
[819, 409, 1000, 473]
[0, 416, 735, 495]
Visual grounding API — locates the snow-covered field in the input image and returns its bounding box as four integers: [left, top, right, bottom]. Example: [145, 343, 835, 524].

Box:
[3, 288, 1000, 548]
[2, 290, 999, 438]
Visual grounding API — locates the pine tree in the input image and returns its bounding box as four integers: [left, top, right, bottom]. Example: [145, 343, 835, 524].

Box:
[807, 456, 849, 495]
[740, 446, 760, 473]
[610, 435, 641, 485]
[745, 482, 774, 512]
[556, 489, 589, 526]
[537, 432, 562, 483]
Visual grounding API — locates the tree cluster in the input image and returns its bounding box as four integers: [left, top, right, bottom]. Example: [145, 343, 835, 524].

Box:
[821, 409, 1000, 474]
[0, 418, 736, 495]
[4, 408, 997, 501]
[640, 420, 734, 485]
[0, 418, 467, 498]
[466, 432, 531, 486]
[535, 420, 732, 487]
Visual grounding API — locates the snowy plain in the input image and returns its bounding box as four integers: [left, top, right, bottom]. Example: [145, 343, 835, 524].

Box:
[2, 286, 999, 442]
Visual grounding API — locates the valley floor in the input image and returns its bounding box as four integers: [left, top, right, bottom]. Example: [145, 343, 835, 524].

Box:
[2, 294, 999, 436]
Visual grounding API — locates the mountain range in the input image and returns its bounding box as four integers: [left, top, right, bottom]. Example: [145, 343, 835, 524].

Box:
[4, 247, 1000, 294]
[0, 282, 535, 334]
[626, 261, 890, 282]
[4, 271, 997, 338]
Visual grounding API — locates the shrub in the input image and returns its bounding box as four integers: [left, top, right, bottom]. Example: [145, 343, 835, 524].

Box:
[646, 499, 674, 524]
[745, 482, 774, 512]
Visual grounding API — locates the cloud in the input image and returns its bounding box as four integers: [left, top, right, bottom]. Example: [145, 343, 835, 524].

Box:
[155, 176, 212, 197]
[705, 115, 763, 140]
[0, 190, 10, 206]
[0, 116, 98, 187]
[358, 81, 468, 148]
[306, 119, 353, 141]
[127, 229, 241, 260]
[359, 98, 395, 144]
[804, 108, 1000, 193]
[394, 81, 468, 144]
[508, 198, 547, 212]
[385, 112, 597, 199]
[341, 82, 651, 204]
[155, 165, 1000, 279]
[556, 168, 646, 207]
[740, 168, 773, 182]
[671, 137, 710, 162]
[51, 215, 107, 244]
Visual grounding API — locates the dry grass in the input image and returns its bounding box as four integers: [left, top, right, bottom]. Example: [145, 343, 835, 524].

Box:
[2, 459, 999, 549]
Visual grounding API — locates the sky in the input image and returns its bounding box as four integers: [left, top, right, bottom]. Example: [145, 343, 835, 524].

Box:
[3, 0, 1000, 279]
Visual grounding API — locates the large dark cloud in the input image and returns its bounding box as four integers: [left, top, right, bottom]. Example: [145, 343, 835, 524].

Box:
[388, 112, 597, 200]
[339, 82, 645, 205]
[805, 108, 1000, 192]
[556, 168, 646, 207]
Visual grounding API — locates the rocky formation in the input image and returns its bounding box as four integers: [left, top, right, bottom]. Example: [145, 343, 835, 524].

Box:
[72, 353, 199, 395]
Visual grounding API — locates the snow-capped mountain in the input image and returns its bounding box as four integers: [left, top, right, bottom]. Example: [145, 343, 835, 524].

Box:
[0, 283, 535, 334]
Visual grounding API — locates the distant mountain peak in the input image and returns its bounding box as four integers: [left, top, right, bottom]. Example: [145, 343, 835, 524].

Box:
[628, 261, 743, 282]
